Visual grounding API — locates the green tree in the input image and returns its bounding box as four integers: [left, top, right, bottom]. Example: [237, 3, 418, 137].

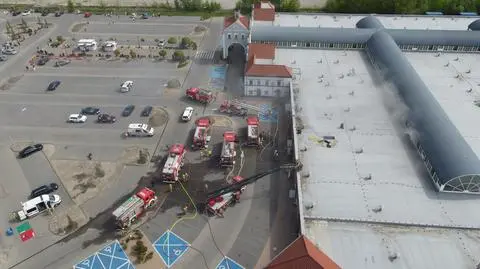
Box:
[56, 35, 65, 43]
[174, 0, 181, 9]
[180, 36, 193, 48]
[172, 50, 185, 61]
[159, 49, 167, 58]
[167, 37, 177, 44]
[67, 0, 75, 13]
[279, 0, 300, 12]
[130, 49, 137, 58]
[114, 49, 120, 57]
[203, 1, 221, 12]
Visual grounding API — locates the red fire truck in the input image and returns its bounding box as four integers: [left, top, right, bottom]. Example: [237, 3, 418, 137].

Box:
[112, 188, 157, 229]
[185, 87, 214, 104]
[206, 176, 245, 216]
[161, 144, 187, 183]
[220, 131, 237, 167]
[192, 117, 211, 149]
[246, 116, 261, 147]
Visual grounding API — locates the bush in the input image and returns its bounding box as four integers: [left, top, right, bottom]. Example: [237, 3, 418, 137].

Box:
[129, 49, 137, 58]
[94, 163, 105, 178]
[137, 149, 149, 164]
[203, 1, 221, 12]
[67, 0, 75, 13]
[114, 49, 120, 57]
[180, 36, 193, 48]
[159, 49, 167, 58]
[167, 37, 177, 44]
[172, 50, 185, 61]
[56, 35, 64, 43]
[177, 59, 189, 68]
[144, 251, 154, 262]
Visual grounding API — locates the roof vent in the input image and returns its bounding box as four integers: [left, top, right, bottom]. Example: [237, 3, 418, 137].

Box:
[444, 62, 449, 67]
[415, 17, 418, 20]
[314, 16, 317, 19]
[388, 252, 399, 262]
[318, 74, 324, 79]
[434, 53, 440, 57]
[432, 17, 436, 20]
[317, 59, 323, 63]
[291, 60, 296, 64]
[359, 79, 364, 84]
[298, 24, 300, 27]
[455, 74, 460, 78]
[344, 107, 350, 112]
[362, 173, 372, 180]
[466, 69, 471, 74]
[334, 59, 339, 64]
[325, 82, 330, 87]
[348, 15, 351, 19]
[300, 145, 307, 152]
[372, 205, 382, 212]
[347, 68, 355, 76]
[348, 125, 356, 131]
[296, 15, 299, 18]
[454, 57, 459, 61]
[466, 88, 473, 93]
[339, 122, 344, 129]
[338, 74, 344, 79]
[305, 203, 314, 210]
[349, 90, 355, 96]
[302, 171, 310, 178]
[326, 94, 332, 100]
[354, 147, 363, 154]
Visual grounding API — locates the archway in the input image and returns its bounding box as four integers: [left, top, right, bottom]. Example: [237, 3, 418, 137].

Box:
[225, 43, 246, 96]
[227, 43, 246, 64]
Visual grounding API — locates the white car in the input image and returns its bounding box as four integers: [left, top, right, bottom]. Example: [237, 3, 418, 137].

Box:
[3, 49, 17, 55]
[21, 10, 31, 16]
[68, 114, 87, 123]
[181, 107, 194, 121]
[120, 80, 133, 93]
[158, 39, 166, 48]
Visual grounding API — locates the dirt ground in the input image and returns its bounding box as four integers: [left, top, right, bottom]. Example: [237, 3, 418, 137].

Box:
[118, 146, 150, 165]
[48, 205, 88, 235]
[148, 108, 168, 127]
[121, 230, 165, 269]
[51, 160, 121, 205]
[208, 115, 233, 128]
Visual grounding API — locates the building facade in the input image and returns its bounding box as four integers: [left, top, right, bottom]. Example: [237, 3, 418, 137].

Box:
[222, 10, 250, 60]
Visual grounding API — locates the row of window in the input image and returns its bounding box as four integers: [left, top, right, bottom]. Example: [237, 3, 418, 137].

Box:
[252, 40, 480, 53]
[227, 33, 246, 40]
[416, 142, 441, 188]
[254, 40, 366, 49]
[247, 89, 284, 96]
[247, 79, 287, 87]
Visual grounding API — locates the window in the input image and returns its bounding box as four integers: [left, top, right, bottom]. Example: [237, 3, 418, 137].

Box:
[26, 207, 36, 214]
[256, 80, 261, 86]
[277, 80, 282, 86]
[227, 34, 231, 39]
[234, 34, 238, 39]
[265, 80, 269, 86]
[306, 42, 311, 48]
[241, 34, 245, 40]
[249, 80, 253, 86]
[248, 90, 254, 95]
[264, 90, 269, 96]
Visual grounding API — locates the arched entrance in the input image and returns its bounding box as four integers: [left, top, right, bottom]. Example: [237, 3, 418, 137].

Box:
[225, 43, 246, 96]
[227, 43, 246, 64]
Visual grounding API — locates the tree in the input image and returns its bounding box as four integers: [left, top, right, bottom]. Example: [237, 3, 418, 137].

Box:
[279, 0, 300, 12]
[180, 36, 193, 48]
[167, 37, 177, 44]
[172, 50, 185, 61]
[114, 49, 121, 57]
[203, 1, 221, 12]
[67, 0, 76, 13]
[57, 35, 65, 43]
[130, 49, 137, 58]
[159, 49, 167, 58]
[5, 21, 16, 41]
[174, 0, 181, 9]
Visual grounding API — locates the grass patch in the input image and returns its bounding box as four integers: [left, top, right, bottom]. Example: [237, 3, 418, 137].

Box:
[94, 163, 105, 178]
[73, 172, 89, 180]
[177, 60, 190, 68]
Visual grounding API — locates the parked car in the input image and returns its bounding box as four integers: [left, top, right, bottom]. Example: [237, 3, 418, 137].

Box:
[97, 114, 116, 123]
[29, 183, 59, 199]
[181, 107, 194, 121]
[122, 105, 135, 117]
[18, 144, 43, 158]
[141, 106, 153, 117]
[21, 10, 31, 16]
[55, 59, 71, 67]
[47, 80, 61, 91]
[68, 114, 87, 123]
[0, 55, 7, 62]
[158, 39, 166, 48]
[84, 12, 92, 18]
[120, 80, 134, 93]
[37, 56, 49, 66]
[41, 10, 49, 16]
[142, 13, 149, 19]
[81, 107, 100, 115]
[3, 48, 17, 55]
[11, 10, 21, 16]
[55, 11, 64, 17]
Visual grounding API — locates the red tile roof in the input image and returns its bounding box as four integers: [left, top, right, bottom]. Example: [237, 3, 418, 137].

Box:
[266, 235, 342, 269]
[248, 43, 275, 60]
[224, 15, 249, 29]
[253, 8, 275, 21]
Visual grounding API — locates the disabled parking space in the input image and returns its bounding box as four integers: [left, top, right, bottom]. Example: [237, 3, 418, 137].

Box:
[153, 230, 190, 268]
[258, 103, 279, 123]
[216, 257, 245, 269]
[209, 65, 226, 91]
[74, 240, 135, 269]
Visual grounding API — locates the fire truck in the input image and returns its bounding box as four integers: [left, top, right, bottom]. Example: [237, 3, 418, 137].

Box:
[161, 144, 187, 183]
[220, 131, 237, 167]
[185, 87, 214, 104]
[192, 117, 211, 149]
[205, 163, 300, 216]
[218, 100, 248, 116]
[246, 116, 261, 147]
[112, 188, 157, 229]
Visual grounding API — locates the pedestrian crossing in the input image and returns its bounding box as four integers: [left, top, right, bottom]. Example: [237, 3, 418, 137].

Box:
[194, 50, 218, 64]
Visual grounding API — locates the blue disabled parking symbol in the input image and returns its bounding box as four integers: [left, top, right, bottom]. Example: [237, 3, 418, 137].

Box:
[215, 257, 245, 269]
[153, 230, 190, 268]
[74, 240, 135, 269]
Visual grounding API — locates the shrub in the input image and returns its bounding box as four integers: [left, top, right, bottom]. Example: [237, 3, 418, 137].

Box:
[158, 49, 167, 58]
[114, 49, 120, 57]
[167, 37, 177, 44]
[177, 59, 189, 68]
[180, 36, 193, 48]
[172, 50, 185, 61]
[129, 49, 137, 58]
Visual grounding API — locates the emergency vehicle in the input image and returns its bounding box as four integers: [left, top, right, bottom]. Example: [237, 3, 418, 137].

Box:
[112, 188, 157, 229]
[246, 116, 261, 147]
[13, 194, 62, 221]
[220, 131, 237, 167]
[185, 87, 213, 104]
[192, 117, 211, 149]
[161, 144, 187, 183]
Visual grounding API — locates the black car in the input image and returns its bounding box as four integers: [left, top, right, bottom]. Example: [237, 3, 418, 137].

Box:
[141, 106, 153, 117]
[55, 59, 71, 67]
[81, 107, 101, 115]
[47, 80, 61, 91]
[37, 56, 49, 66]
[97, 113, 116, 123]
[30, 183, 58, 199]
[41, 10, 49, 16]
[55, 11, 64, 17]
[18, 144, 43, 158]
[122, 105, 135, 117]
[12, 11, 21, 16]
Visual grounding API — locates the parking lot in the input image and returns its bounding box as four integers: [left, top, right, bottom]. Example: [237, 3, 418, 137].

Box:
[0, 13, 205, 268]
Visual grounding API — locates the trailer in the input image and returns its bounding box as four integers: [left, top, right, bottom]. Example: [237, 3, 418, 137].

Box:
[192, 117, 211, 149]
[246, 116, 261, 147]
[112, 188, 157, 229]
[185, 87, 214, 104]
[220, 131, 237, 167]
[161, 144, 187, 183]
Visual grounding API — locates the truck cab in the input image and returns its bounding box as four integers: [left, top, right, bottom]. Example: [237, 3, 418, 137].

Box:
[126, 123, 154, 137]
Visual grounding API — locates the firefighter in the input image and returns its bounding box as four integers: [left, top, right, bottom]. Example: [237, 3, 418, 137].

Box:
[181, 172, 189, 182]
[217, 208, 224, 218]
[182, 204, 189, 214]
[87, 153, 93, 160]
[168, 184, 173, 192]
[207, 149, 212, 157]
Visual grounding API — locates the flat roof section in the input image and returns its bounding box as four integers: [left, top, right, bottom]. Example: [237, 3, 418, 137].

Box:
[273, 13, 477, 30]
[277, 48, 480, 268]
[406, 52, 480, 160]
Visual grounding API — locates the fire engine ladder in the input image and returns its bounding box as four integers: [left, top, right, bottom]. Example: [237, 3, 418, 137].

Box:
[206, 162, 301, 199]
[230, 99, 276, 117]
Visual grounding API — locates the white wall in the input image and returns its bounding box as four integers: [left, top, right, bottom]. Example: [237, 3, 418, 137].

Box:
[244, 75, 291, 97]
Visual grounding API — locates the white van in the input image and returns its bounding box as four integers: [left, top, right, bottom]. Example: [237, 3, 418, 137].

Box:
[182, 107, 194, 121]
[120, 81, 134, 93]
[17, 194, 62, 220]
[126, 123, 154, 137]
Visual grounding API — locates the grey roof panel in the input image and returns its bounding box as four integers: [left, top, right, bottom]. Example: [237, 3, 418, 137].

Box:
[250, 26, 375, 43]
[356, 16, 385, 29]
[365, 30, 480, 186]
[468, 19, 480, 30]
[387, 29, 480, 46]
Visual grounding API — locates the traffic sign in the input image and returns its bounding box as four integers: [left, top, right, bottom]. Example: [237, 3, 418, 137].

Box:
[153, 230, 190, 268]
[74, 240, 134, 269]
[215, 257, 245, 269]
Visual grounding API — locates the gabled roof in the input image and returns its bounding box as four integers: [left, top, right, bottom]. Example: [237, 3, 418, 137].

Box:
[253, 0, 275, 21]
[248, 43, 275, 59]
[266, 235, 341, 269]
[224, 15, 249, 29]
